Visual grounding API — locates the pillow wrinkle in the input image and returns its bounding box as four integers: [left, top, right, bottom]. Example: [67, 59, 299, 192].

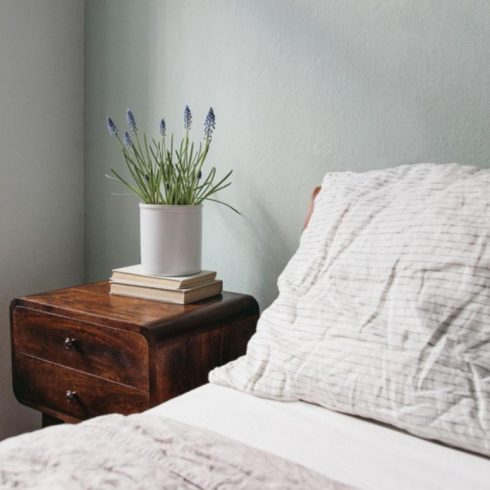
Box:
[210, 163, 490, 457]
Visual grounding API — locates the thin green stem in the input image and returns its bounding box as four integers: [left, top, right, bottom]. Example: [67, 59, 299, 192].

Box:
[106, 116, 238, 212]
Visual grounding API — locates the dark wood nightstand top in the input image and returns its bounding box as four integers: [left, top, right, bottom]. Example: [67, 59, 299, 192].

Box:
[11, 281, 258, 339]
[11, 281, 259, 424]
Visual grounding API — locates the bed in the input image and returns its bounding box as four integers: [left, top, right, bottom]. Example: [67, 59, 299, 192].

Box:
[1, 163, 489, 489]
[150, 383, 490, 490]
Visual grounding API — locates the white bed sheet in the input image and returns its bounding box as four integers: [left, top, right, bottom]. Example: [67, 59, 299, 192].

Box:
[148, 384, 490, 490]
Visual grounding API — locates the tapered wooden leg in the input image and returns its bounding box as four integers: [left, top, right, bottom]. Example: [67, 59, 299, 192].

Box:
[42, 413, 63, 428]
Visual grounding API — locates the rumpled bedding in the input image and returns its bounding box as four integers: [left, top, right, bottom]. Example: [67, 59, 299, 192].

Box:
[0, 413, 353, 489]
[210, 163, 490, 457]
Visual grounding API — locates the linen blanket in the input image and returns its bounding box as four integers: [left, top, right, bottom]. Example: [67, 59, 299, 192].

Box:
[0, 413, 353, 489]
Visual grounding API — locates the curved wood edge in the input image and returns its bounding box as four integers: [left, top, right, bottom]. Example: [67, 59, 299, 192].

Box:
[304, 186, 321, 229]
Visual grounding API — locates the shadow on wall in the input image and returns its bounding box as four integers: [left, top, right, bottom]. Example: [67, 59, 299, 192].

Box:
[242, 192, 298, 307]
[85, 0, 165, 280]
[85, 0, 490, 310]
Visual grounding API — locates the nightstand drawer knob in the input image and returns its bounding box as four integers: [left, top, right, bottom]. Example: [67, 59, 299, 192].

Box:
[63, 337, 76, 350]
[65, 390, 78, 401]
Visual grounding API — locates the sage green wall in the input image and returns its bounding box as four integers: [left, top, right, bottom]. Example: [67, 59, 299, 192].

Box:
[85, 0, 490, 309]
[0, 0, 84, 439]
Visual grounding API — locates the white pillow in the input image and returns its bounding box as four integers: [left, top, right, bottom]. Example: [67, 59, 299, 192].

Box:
[210, 163, 490, 457]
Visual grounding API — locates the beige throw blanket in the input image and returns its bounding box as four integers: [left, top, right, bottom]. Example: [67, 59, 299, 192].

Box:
[0, 413, 353, 489]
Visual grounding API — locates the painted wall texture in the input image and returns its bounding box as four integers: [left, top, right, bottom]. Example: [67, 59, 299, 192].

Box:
[0, 0, 489, 441]
[85, 0, 490, 311]
[0, 0, 84, 439]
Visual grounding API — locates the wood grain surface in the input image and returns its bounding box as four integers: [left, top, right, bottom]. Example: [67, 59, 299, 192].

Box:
[13, 307, 149, 390]
[13, 354, 149, 421]
[11, 282, 259, 424]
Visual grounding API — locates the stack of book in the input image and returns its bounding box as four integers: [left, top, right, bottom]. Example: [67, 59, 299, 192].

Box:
[109, 265, 222, 304]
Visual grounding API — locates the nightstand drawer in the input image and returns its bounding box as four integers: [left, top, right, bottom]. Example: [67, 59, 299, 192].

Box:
[12, 307, 149, 390]
[13, 354, 149, 420]
[11, 284, 259, 425]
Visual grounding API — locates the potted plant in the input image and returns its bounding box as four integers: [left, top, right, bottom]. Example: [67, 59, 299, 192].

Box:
[106, 106, 237, 276]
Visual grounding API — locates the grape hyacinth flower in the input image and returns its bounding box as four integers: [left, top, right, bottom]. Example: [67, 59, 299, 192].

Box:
[126, 109, 137, 132]
[204, 107, 216, 142]
[107, 117, 118, 136]
[184, 105, 192, 130]
[105, 105, 237, 212]
[124, 131, 133, 147]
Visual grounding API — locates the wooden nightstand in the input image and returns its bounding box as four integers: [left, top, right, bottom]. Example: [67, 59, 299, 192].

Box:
[10, 282, 259, 427]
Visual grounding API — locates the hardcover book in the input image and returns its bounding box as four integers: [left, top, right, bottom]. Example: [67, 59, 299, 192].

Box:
[111, 265, 217, 290]
[110, 279, 223, 304]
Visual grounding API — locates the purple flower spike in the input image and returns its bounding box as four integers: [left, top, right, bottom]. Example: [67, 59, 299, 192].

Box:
[204, 107, 216, 142]
[126, 109, 137, 132]
[160, 118, 166, 136]
[107, 117, 118, 136]
[184, 105, 192, 130]
[124, 131, 133, 147]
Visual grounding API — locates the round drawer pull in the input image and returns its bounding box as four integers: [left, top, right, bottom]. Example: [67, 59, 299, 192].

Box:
[65, 390, 78, 401]
[63, 337, 76, 350]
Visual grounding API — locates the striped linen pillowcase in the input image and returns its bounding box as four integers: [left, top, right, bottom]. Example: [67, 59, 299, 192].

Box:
[210, 163, 490, 457]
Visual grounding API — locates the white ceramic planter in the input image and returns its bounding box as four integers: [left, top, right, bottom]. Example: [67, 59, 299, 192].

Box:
[139, 204, 202, 276]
